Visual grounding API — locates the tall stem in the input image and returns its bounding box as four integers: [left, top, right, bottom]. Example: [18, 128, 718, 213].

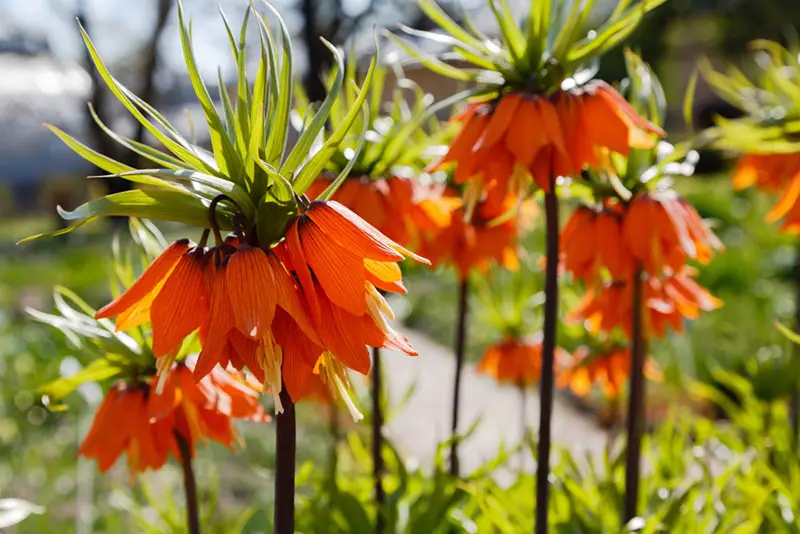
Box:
[274, 387, 296, 534]
[535, 183, 559, 534]
[449, 278, 470, 477]
[328, 401, 340, 487]
[371, 346, 385, 533]
[624, 268, 646, 523]
[175, 433, 200, 534]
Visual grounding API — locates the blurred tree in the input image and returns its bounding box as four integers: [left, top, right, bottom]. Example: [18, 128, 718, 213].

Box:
[297, 0, 462, 101]
[73, 0, 174, 198]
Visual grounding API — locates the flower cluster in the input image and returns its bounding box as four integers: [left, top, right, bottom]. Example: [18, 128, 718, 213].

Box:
[80, 359, 268, 481]
[432, 84, 664, 210]
[97, 201, 426, 415]
[731, 153, 800, 233]
[477, 333, 569, 387]
[558, 346, 662, 399]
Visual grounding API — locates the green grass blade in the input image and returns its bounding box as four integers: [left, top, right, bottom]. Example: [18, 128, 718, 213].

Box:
[282, 38, 345, 178]
[293, 52, 378, 194]
[58, 189, 233, 229]
[177, 2, 243, 180]
[262, 1, 294, 165]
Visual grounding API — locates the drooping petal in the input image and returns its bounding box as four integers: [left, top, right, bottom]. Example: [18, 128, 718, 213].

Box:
[150, 249, 209, 357]
[307, 201, 430, 265]
[226, 247, 278, 338]
[96, 239, 190, 321]
[300, 218, 367, 316]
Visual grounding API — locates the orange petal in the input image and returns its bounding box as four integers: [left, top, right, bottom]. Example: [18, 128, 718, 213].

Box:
[150, 250, 209, 357]
[474, 94, 521, 151]
[96, 240, 189, 320]
[505, 98, 548, 168]
[195, 263, 235, 381]
[284, 219, 321, 322]
[301, 218, 367, 316]
[308, 201, 430, 265]
[226, 247, 278, 338]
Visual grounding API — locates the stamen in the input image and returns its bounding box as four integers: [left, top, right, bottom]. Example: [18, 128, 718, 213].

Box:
[366, 283, 395, 320]
[155, 351, 177, 395]
[257, 331, 284, 413]
[319, 353, 363, 422]
[463, 178, 482, 222]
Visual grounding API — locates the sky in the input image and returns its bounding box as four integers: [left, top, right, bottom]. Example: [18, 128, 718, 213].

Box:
[0, 0, 303, 77]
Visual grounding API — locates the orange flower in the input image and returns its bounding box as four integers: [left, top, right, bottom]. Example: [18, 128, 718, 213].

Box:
[476, 334, 568, 386]
[558, 346, 662, 398]
[78, 383, 170, 479]
[732, 153, 800, 229]
[419, 193, 529, 280]
[95, 200, 425, 414]
[622, 192, 723, 276]
[568, 268, 722, 339]
[431, 84, 664, 204]
[96, 239, 209, 355]
[79, 359, 267, 481]
[305, 176, 451, 247]
[561, 205, 634, 281]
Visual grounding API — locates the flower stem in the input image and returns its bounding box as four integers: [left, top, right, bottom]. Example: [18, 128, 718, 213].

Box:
[535, 183, 559, 534]
[274, 387, 296, 534]
[449, 278, 470, 477]
[624, 267, 646, 523]
[371, 346, 385, 533]
[175, 432, 200, 534]
[328, 402, 339, 488]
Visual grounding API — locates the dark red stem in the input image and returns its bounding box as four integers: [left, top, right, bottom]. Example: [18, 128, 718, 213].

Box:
[535, 182, 559, 534]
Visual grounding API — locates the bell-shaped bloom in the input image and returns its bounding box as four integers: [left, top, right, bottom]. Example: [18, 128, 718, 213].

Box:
[305, 177, 451, 247]
[78, 383, 170, 480]
[95, 200, 424, 414]
[732, 153, 800, 230]
[96, 239, 210, 356]
[558, 346, 662, 398]
[79, 359, 268, 482]
[431, 84, 664, 205]
[284, 200, 428, 317]
[562, 205, 634, 281]
[622, 192, 723, 276]
[568, 268, 722, 339]
[419, 194, 529, 281]
[476, 334, 568, 386]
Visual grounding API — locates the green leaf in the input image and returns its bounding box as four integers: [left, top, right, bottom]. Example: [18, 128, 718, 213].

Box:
[234, 7, 252, 154]
[294, 51, 378, 195]
[316, 102, 371, 201]
[776, 321, 800, 345]
[262, 1, 294, 164]
[78, 24, 218, 175]
[567, 0, 667, 66]
[177, 1, 243, 180]
[101, 169, 255, 220]
[58, 189, 232, 230]
[256, 173, 297, 245]
[417, 0, 491, 54]
[17, 217, 98, 244]
[39, 359, 124, 410]
[683, 67, 699, 132]
[87, 105, 195, 172]
[282, 38, 345, 177]
[385, 32, 475, 82]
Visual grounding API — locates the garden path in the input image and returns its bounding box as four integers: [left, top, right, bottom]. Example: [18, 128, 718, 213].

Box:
[383, 329, 609, 475]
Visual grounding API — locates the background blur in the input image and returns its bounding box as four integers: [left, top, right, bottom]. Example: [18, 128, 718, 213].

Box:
[3, 0, 800, 531]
